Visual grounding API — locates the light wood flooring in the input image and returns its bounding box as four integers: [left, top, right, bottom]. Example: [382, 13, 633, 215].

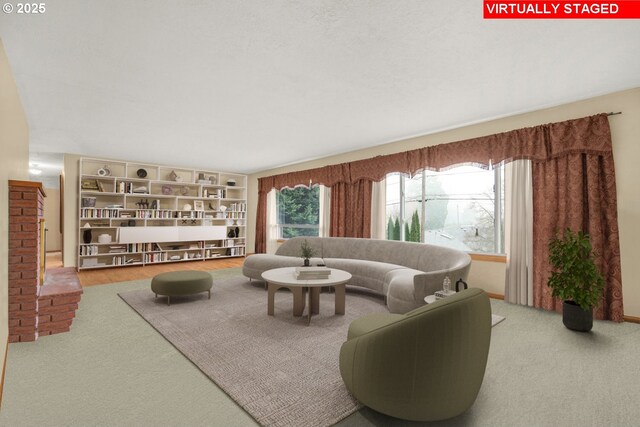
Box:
[45, 251, 64, 269]
[44, 251, 244, 287]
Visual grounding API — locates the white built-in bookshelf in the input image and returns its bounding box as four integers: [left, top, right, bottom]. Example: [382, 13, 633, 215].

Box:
[78, 157, 247, 270]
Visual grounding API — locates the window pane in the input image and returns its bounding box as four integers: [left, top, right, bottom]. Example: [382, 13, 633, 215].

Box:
[385, 174, 401, 240]
[424, 166, 502, 253]
[384, 166, 505, 254]
[276, 186, 320, 239]
[403, 174, 422, 242]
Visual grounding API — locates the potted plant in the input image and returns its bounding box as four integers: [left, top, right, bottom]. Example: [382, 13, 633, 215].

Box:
[548, 228, 605, 332]
[300, 239, 315, 267]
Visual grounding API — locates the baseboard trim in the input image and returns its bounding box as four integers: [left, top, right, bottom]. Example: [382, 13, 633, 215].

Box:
[470, 253, 507, 263]
[623, 315, 640, 324]
[486, 292, 505, 300]
[0, 337, 8, 409]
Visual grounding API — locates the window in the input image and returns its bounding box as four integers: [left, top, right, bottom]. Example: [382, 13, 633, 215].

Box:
[385, 166, 505, 254]
[275, 186, 320, 238]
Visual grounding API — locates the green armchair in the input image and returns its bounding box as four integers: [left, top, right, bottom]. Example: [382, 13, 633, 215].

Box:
[339, 288, 491, 421]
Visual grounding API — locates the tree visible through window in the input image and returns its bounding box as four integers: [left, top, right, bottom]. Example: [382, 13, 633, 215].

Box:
[276, 186, 320, 238]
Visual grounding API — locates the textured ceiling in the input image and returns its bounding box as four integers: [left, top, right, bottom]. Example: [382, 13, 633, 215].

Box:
[1, 1, 639, 174]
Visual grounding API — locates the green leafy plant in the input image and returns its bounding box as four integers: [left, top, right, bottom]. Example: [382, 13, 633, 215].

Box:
[300, 239, 315, 260]
[548, 228, 605, 310]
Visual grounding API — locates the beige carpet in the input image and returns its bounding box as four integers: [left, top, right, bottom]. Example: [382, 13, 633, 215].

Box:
[119, 276, 387, 427]
[119, 277, 505, 427]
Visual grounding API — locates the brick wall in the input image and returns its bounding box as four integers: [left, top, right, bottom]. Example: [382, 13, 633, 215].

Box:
[8, 181, 45, 343]
[8, 180, 83, 343]
[37, 268, 83, 336]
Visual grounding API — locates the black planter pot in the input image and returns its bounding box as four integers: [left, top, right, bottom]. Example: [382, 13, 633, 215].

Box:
[303, 258, 310, 267]
[562, 300, 593, 332]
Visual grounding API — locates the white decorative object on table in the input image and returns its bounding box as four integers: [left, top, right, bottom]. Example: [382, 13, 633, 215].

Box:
[443, 276, 451, 292]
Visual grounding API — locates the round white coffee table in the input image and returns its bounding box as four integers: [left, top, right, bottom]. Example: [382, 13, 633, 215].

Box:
[262, 267, 352, 324]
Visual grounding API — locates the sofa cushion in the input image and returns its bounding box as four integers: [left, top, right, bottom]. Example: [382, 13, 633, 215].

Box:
[383, 268, 425, 296]
[321, 238, 368, 260]
[323, 258, 405, 294]
[417, 245, 470, 272]
[362, 240, 423, 269]
[275, 238, 324, 258]
[387, 282, 423, 314]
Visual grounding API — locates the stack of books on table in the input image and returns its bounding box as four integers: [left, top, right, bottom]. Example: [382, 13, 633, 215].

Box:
[434, 289, 457, 300]
[295, 266, 331, 280]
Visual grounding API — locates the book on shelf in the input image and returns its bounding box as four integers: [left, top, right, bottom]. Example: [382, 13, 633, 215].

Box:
[108, 245, 127, 254]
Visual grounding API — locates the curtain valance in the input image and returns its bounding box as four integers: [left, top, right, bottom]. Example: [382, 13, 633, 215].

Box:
[258, 114, 612, 192]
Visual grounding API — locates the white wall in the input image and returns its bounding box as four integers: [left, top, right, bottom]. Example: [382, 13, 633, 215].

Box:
[62, 154, 80, 267]
[247, 88, 640, 318]
[0, 39, 30, 383]
[43, 187, 61, 252]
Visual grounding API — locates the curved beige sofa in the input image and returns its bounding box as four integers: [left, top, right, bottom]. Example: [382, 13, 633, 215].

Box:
[242, 237, 471, 314]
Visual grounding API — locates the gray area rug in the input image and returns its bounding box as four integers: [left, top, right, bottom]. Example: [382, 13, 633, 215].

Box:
[119, 277, 505, 427]
[119, 277, 385, 427]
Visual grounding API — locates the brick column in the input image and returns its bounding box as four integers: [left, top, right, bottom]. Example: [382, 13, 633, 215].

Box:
[8, 181, 45, 343]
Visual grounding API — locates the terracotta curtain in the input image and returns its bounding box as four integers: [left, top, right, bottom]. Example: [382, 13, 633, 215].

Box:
[330, 180, 372, 238]
[531, 117, 623, 321]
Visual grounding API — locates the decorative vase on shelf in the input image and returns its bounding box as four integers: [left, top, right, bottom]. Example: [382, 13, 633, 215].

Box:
[235, 227, 240, 238]
[303, 258, 310, 267]
[83, 229, 92, 244]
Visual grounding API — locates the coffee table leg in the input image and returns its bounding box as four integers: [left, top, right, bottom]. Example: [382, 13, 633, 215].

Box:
[311, 287, 320, 314]
[267, 282, 277, 316]
[292, 287, 305, 317]
[307, 287, 312, 325]
[334, 284, 345, 315]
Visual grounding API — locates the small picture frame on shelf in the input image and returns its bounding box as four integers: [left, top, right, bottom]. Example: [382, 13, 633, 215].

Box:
[193, 200, 204, 211]
[81, 197, 96, 207]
